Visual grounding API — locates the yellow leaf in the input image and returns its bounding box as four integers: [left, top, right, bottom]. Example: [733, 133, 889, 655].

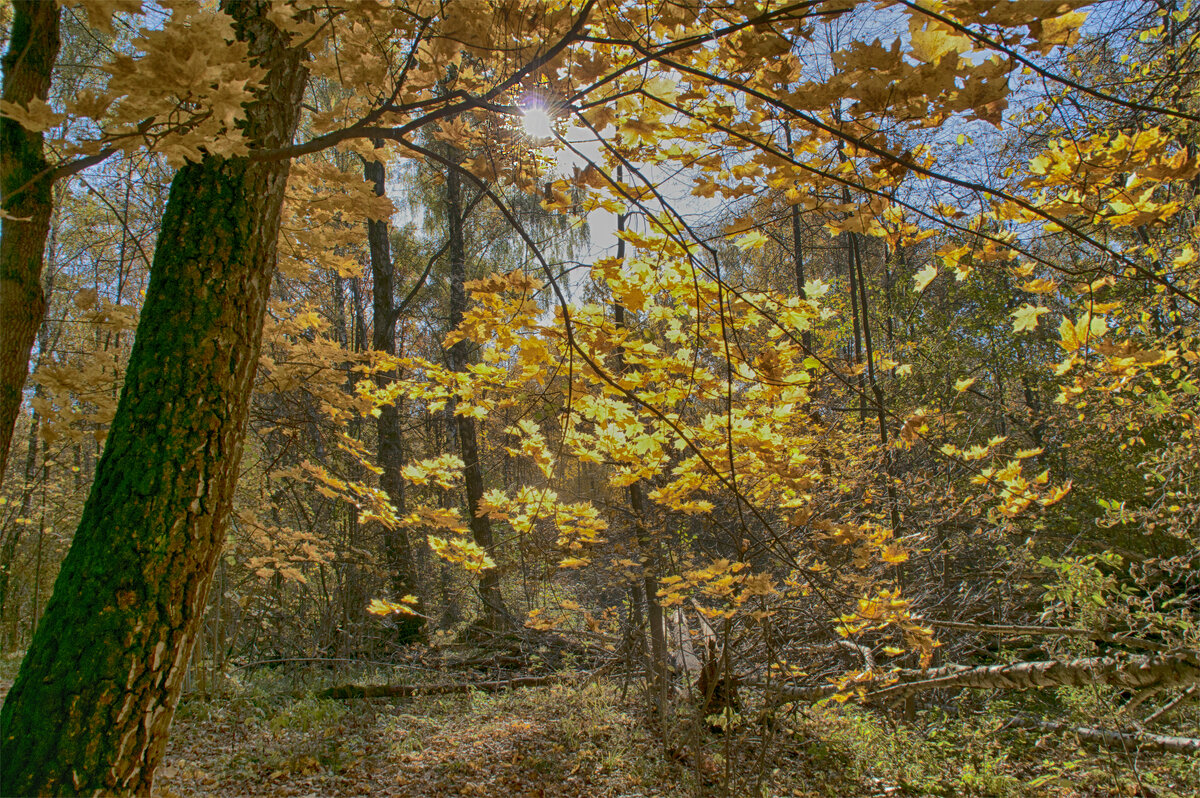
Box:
[367, 598, 416, 616]
[909, 18, 972, 63]
[804, 279, 831, 299]
[1011, 304, 1049, 332]
[735, 230, 770, 250]
[1058, 312, 1101, 352]
[913, 264, 938, 292]
[1021, 278, 1057, 294]
[1041, 481, 1072, 506]
[1031, 11, 1088, 49]
[1172, 244, 1197, 269]
[954, 377, 976, 392]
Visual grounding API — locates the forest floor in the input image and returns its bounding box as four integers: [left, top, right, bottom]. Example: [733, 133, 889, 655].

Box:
[2, 657, 1197, 796]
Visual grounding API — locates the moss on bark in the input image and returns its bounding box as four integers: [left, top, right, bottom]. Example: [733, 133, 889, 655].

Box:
[0, 2, 307, 793]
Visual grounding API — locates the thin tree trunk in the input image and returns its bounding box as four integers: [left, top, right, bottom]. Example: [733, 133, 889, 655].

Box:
[0, 0, 60, 485]
[0, 399, 40, 628]
[851, 237, 900, 532]
[845, 228, 866, 421]
[445, 150, 507, 631]
[612, 187, 668, 711]
[0, 2, 307, 793]
[782, 123, 812, 351]
[365, 142, 423, 641]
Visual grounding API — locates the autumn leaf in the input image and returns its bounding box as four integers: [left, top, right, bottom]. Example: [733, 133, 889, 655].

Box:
[913, 264, 938, 292]
[367, 597, 418, 616]
[1011, 304, 1049, 332]
[1021, 278, 1057, 294]
[0, 98, 65, 132]
[735, 230, 770, 250]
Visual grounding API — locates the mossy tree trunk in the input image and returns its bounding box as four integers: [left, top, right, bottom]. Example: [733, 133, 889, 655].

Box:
[0, 2, 307, 794]
[0, 0, 59, 486]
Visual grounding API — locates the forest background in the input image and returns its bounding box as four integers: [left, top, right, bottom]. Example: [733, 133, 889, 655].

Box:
[0, 0, 1197, 795]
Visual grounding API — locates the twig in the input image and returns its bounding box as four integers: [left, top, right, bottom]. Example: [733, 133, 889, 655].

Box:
[1143, 685, 1197, 726]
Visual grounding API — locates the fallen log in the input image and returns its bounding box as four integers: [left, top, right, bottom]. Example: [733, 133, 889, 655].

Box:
[1009, 715, 1200, 755]
[317, 673, 578, 700]
[925, 620, 1168, 653]
[872, 651, 1199, 698]
[754, 652, 1199, 702]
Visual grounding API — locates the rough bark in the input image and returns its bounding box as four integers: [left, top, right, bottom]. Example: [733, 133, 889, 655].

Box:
[0, 0, 60, 485]
[364, 145, 423, 642]
[0, 2, 307, 793]
[444, 151, 508, 631]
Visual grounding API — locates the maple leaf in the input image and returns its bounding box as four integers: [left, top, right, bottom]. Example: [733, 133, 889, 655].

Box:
[804, 279, 831, 299]
[1028, 11, 1089, 53]
[0, 98, 65, 132]
[1011, 304, 1049, 332]
[908, 18, 974, 63]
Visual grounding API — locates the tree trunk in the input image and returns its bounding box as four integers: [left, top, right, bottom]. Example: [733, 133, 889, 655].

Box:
[0, 398, 41, 629]
[445, 151, 508, 631]
[365, 143, 423, 642]
[782, 123, 812, 351]
[611, 184, 668, 711]
[0, 2, 307, 793]
[851, 238, 901, 533]
[0, 0, 59, 485]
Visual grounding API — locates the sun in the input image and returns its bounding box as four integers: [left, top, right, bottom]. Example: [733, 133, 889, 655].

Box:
[521, 105, 555, 141]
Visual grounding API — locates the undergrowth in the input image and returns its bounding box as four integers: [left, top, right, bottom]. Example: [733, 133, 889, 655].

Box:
[149, 668, 1200, 797]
